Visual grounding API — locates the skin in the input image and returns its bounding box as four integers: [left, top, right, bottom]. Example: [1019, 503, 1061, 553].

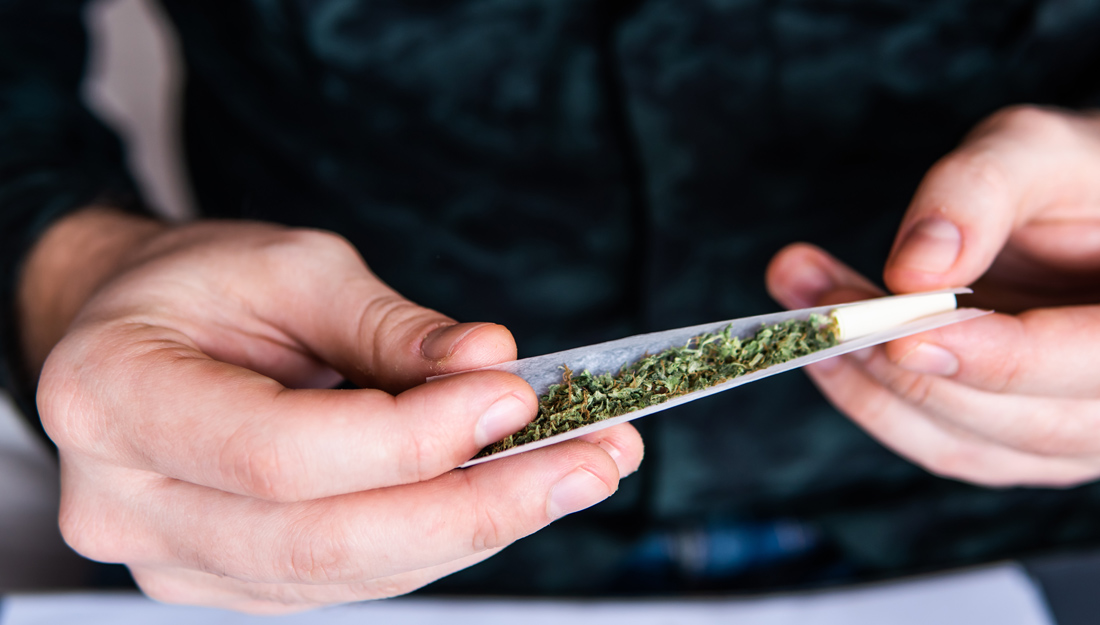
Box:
[767, 105, 1100, 488]
[18, 210, 644, 614]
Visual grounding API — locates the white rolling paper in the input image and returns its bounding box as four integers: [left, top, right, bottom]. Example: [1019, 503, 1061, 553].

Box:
[434, 289, 989, 467]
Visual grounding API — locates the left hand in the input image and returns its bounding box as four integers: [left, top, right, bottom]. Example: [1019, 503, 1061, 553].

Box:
[767, 105, 1100, 488]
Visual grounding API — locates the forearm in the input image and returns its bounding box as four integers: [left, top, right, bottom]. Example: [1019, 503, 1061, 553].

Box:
[16, 206, 165, 375]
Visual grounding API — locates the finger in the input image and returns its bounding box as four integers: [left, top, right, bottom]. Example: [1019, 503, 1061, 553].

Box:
[43, 328, 538, 500]
[767, 235, 1100, 486]
[883, 304, 1100, 398]
[67, 436, 633, 586]
[142, 317, 344, 391]
[260, 232, 518, 392]
[577, 422, 645, 479]
[884, 106, 1100, 293]
[765, 243, 1092, 396]
[181, 229, 518, 393]
[131, 549, 501, 614]
[766, 242, 883, 310]
[804, 352, 1099, 488]
[855, 346, 1100, 461]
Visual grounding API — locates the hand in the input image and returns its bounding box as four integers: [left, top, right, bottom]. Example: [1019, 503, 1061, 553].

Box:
[22, 209, 643, 613]
[766, 105, 1100, 488]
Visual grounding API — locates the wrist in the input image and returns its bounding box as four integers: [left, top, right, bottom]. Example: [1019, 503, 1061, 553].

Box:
[17, 206, 167, 374]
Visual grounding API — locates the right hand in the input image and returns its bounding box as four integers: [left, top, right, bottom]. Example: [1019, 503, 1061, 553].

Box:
[766, 106, 1100, 489]
[24, 209, 643, 613]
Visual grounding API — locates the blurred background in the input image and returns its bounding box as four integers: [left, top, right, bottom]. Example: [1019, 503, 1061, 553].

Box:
[0, 0, 187, 591]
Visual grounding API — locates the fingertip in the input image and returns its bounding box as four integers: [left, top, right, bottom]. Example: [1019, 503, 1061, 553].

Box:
[883, 218, 967, 293]
[766, 243, 838, 309]
[424, 322, 518, 373]
[420, 369, 539, 419]
[473, 393, 533, 449]
[395, 369, 537, 472]
[547, 467, 614, 520]
[767, 243, 884, 310]
[579, 423, 645, 478]
[766, 242, 825, 278]
[886, 339, 960, 377]
[463, 435, 624, 523]
[882, 312, 1031, 391]
[543, 439, 628, 520]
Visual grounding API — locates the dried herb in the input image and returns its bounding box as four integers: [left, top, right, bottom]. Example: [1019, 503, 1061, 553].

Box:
[477, 315, 838, 457]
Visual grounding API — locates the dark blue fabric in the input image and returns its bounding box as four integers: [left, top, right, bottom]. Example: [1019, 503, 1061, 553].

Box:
[0, 1, 145, 445]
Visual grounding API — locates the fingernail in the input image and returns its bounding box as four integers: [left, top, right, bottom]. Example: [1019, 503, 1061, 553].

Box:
[849, 346, 875, 362]
[893, 219, 961, 275]
[475, 394, 532, 448]
[784, 261, 835, 309]
[547, 468, 611, 520]
[896, 342, 959, 377]
[809, 356, 841, 374]
[597, 440, 635, 478]
[422, 322, 492, 360]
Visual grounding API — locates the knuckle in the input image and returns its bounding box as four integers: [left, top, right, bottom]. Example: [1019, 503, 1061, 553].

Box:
[355, 294, 439, 382]
[987, 104, 1071, 139]
[993, 358, 1024, 395]
[931, 149, 1011, 201]
[464, 474, 525, 552]
[36, 346, 92, 450]
[37, 323, 171, 457]
[471, 505, 511, 552]
[58, 496, 126, 563]
[283, 523, 354, 584]
[261, 228, 363, 273]
[131, 569, 194, 606]
[994, 313, 1037, 393]
[220, 427, 305, 502]
[1008, 408, 1081, 458]
[358, 293, 425, 346]
[57, 501, 96, 558]
[399, 428, 450, 484]
[292, 228, 358, 257]
[893, 371, 936, 409]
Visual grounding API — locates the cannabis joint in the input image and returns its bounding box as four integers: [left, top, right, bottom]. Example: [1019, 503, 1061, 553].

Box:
[476, 315, 839, 458]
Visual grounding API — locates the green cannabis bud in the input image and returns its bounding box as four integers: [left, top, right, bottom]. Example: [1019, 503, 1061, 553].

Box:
[477, 315, 839, 458]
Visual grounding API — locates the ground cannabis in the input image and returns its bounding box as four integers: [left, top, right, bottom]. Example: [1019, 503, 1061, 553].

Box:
[477, 315, 839, 458]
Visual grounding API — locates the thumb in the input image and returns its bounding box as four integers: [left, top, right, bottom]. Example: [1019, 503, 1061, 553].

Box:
[254, 233, 517, 393]
[327, 283, 518, 393]
[884, 106, 1100, 293]
[767, 242, 883, 310]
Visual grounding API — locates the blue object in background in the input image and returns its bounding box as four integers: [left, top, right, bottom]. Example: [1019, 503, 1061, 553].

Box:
[622, 518, 824, 588]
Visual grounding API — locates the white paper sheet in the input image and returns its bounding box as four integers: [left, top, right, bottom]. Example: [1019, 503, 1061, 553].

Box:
[1, 563, 1052, 625]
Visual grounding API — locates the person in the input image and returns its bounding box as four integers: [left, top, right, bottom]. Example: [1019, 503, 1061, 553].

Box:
[4, 0, 1100, 614]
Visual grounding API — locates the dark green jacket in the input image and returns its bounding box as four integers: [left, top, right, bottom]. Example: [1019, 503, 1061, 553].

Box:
[4, 0, 1100, 595]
